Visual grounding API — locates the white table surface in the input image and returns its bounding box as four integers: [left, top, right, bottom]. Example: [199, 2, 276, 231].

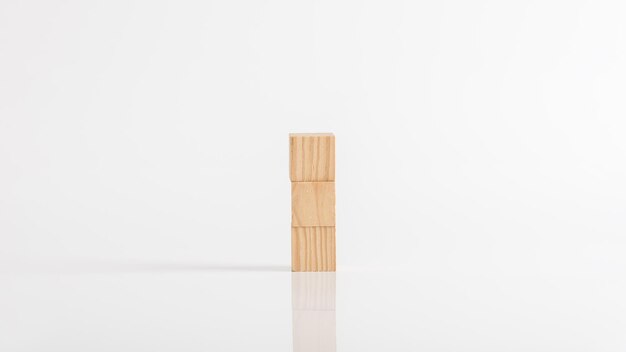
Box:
[2, 261, 624, 351]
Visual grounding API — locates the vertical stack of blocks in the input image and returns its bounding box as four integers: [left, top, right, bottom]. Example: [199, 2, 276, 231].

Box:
[290, 133, 336, 272]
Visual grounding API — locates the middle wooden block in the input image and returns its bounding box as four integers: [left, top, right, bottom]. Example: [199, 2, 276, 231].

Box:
[291, 182, 335, 227]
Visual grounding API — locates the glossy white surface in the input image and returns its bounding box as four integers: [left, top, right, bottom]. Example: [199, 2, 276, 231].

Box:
[1, 263, 625, 351]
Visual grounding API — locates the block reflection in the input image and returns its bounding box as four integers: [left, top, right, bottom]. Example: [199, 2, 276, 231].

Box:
[292, 273, 336, 352]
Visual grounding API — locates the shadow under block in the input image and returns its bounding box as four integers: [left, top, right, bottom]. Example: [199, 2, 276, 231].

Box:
[290, 133, 335, 182]
[291, 182, 335, 227]
[292, 227, 336, 272]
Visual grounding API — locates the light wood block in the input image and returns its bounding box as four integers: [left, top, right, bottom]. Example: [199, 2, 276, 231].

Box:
[292, 227, 336, 272]
[291, 182, 335, 227]
[290, 133, 335, 182]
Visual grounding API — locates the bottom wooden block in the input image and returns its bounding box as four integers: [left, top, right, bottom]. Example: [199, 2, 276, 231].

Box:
[292, 227, 336, 272]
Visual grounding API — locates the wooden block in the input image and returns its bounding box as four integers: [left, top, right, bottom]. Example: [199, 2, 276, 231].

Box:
[290, 133, 336, 272]
[292, 227, 336, 272]
[291, 182, 335, 227]
[290, 133, 335, 182]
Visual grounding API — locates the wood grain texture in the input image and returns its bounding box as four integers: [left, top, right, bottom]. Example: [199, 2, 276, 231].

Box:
[292, 227, 336, 272]
[290, 133, 335, 182]
[291, 182, 335, 227]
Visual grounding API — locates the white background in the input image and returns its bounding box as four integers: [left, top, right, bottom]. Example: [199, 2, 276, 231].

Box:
[1, 0, 625, 350]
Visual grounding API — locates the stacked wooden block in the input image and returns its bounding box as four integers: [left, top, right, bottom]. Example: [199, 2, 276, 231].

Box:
[290, 133, 336, 272]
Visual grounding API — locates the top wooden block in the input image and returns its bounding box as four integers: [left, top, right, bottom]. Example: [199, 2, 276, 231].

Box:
[290, 133, 335, 182]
